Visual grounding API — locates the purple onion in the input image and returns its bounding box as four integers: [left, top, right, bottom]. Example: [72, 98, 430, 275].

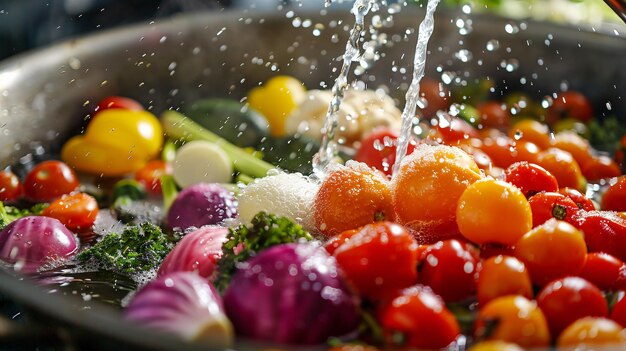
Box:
[158, 226, 228, 280]
[223, 242, 360, 345]
[0, 216, 78, 273]
[167, 183, 237, 230]
[125, 272, 233, 347]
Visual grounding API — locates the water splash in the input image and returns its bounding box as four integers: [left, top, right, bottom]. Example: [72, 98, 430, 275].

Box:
[312, 0, 377, 179]
[392, 0, 441, 175]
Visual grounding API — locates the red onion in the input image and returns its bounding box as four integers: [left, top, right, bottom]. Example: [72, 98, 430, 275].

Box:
[166, 183, 237, 230]
[0, 216, 78, 272]
[125, 272, 233, 347]
[157, 226, 228, 279]
[223, 242, 360, 345]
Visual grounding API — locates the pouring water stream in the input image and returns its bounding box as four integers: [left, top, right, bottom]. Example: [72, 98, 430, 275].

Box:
[313, 0, 441, 179]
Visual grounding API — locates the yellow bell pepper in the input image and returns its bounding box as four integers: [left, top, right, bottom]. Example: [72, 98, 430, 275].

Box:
[247, 76, 306, 137]
[61, 109, 163, 176]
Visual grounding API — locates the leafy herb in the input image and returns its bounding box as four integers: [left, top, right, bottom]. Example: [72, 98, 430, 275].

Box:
[77, 222, 175, 274]
[215, 212, 313, 292]
[587, 116, 626, 153]
[0, 201, 48, 229]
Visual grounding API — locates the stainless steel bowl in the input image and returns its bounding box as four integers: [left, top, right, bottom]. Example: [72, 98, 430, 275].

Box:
[0, 7, 624, 350]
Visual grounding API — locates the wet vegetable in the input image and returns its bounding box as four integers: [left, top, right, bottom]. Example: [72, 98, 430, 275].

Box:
[215, 211, 313, 292]
[42, 192, 99, 230]
[166, 183, 237, 231]
[172, 141, 233, 187]
[125, 272, 233, 348]
[223, 242, 360, 345]
[62, 109, 163, 176]
[0, 202, 48, 230]
[158, 226, 228, 279]
[237, 172, 319, 230]
[77, 222, 174, 274]
[110, 179, 148, 224]
[184, 98, 269, 147]
[0, 216, 78, 272]
[258, 134, 320, 174]
[23, 160, 79, 202]
[248, 76, 306, 137]
[161, 110, 274, 179]
[0, 170, 23, 202]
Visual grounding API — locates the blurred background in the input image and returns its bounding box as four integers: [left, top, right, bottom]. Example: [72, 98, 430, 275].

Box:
[0, 0, 621, 61]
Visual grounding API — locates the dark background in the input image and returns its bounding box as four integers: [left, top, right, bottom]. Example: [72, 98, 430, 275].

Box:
[0, 0, 241, 60]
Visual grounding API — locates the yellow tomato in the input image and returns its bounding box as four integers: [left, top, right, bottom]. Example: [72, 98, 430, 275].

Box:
[86, 109, 163, 157]
[457, 179, 532, 246]
[248, 76, 306, 136]
[475, 295, 551, 348]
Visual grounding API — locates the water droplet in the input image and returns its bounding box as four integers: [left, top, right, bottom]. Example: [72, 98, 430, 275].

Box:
[486, 39, 500, 51]
[159, 36, 167, 43]
[68, 57, 81, 70]
[455, 49, 473, 63]
[505, 22, 520, 34]
[500, 58, 520, 72]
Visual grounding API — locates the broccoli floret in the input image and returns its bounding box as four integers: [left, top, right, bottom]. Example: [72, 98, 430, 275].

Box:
[77, 222, 174, 274]
[215, 212, 313, 292]
[0, 201, 48, 230]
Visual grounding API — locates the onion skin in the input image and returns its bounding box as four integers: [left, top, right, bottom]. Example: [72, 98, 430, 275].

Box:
[0, 216, 78, 272]
[157, 226, 228, 279]
[223, 242, 360, 345]
[125, 272, 233, 348]
[166, 183, 237, 230]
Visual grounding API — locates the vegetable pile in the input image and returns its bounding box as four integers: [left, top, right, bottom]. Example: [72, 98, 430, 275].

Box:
[1, 75, 626, 351]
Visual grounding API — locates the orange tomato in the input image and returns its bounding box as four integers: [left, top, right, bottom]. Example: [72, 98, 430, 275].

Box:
[552, 132, 593, 168]
[457, 179, 532, 246]
[508, 119, 552, 150]
[536, 148, 585, 191]
[514, 219, 587, 286]
[476, 255, 533, 306]
[390, 144, 483, 243]
[557, 317, 626, 348]
[480, 137, 539, 168]
[42, 192, 99, 230]
[467, 341, 523, 351]
[314, 162, 393, 237]
[475, 295, 550, 348]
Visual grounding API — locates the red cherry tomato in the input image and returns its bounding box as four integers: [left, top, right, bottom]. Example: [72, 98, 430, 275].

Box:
[434, 115, 480, 145]
[579, 253, 624, 291]
[528, 192, 579, 227]
[354, 128, 417, 176]
[95, 96, 144, 114]
[537, 276, 608, 336]
[333, 222, 419, 300]
[42, 192, 99, 230]
[418, 239, 480, 302]
[134, 160, 172, 194]
[477, 101, 511, 130]
[378, 285, 460, 350]
[0, 170, 23, 202]
[602, 176, 626, 212]
[558, 187, 595, 211]
[23, 161, 79, 202]
[548, 91, 594, 123]
[419, 78, 452, 118]
[324, 228, 358, 256]
[504, 162, 559, 198]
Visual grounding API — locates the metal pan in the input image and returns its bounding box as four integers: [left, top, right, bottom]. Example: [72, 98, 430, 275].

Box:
[0, 7, 624, 350]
